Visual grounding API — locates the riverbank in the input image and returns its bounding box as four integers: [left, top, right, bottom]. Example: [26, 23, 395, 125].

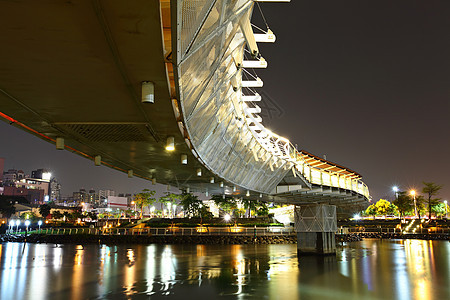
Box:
[2, 232, 448, 245]
[0, 233, 297, 245]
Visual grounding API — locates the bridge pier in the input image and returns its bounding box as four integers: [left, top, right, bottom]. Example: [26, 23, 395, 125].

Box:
[294, 204, 337, 255]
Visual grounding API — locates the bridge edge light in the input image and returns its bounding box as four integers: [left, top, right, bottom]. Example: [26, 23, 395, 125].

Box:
[166, 136, 175, 151]
[196, 168, 202, 176]
[141, 81, 154, 103]
[181, 154, 188, 164]
[127, 170, 133, 178]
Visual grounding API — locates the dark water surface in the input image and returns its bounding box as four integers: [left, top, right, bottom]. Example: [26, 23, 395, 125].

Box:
[0, 239, 449, 299]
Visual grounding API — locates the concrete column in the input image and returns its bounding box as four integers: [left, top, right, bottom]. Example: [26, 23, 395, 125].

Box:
[294, 204, 337, 255]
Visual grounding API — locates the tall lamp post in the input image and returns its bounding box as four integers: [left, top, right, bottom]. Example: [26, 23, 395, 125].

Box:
[15, 220, 21, 234]
[392, 186, 399, 200]
[410, 190, 418, 219]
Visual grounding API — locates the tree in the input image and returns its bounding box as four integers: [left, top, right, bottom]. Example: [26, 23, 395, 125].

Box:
[52, 210, 63, 220]
[256, 203, 269, 217]
[63, 211, 75, 221]
[180, 192, 202, 218]
[71, 211, 83, 220]
[422, 182, 443, 219]
[365, 204, 377, 219]
[374, 199, 397, 218]
[88, 212, 98, 220]
[431, 202, 449, 218]
[393, 192, 413, 219]
[159, 193, 182, 217]
[365, 199, 398, 218]
[211, 195, 237, 215]
[133, 189, 157, 219]
[39, 204, 51, 219]
[0, 199, 16, 219]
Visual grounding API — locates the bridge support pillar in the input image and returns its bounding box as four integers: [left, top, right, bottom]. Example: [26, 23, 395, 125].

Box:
[294, 204, 337, 255]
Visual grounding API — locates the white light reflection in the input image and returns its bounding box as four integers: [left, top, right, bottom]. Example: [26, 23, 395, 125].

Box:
[144, 245, 156, 295]
[160, 246, 177, 295]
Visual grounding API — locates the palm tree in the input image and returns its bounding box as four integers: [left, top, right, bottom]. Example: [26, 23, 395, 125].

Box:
[422, 182, 443, 219]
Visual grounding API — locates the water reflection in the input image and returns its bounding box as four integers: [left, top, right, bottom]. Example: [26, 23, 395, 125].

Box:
[0, 240, 448, 299]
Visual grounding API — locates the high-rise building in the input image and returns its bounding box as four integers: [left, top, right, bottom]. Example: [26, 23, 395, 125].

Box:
[99, 189, 115, 201]
[73, 189, 89, 203]
[50, 178, 61, 201]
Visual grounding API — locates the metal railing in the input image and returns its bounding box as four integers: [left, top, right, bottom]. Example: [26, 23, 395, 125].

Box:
[337, 227, 450, 234]
[31, 226, 295, 236]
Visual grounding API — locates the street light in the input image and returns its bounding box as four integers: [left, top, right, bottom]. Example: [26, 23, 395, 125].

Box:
[8, 220, 14, 233]
[410, 190, 418, 219]
[392, 186, 399, 200]
[15, 220, 20, 234]
[150, 206, 155, 217]
[173, 204, 177, 218]
[25, 220, 30, 234]
[38, 220, 43, 232]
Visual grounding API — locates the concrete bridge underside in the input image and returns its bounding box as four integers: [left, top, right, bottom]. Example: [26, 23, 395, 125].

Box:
[0, 0, 369, 214]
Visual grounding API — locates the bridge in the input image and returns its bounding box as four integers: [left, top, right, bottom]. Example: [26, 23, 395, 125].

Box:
[0, 0, 370, 254]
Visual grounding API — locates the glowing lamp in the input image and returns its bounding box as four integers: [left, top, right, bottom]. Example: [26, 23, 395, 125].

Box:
[166, 136, 175, 151]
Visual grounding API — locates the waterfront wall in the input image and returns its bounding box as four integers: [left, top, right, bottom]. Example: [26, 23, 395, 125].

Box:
[0, 234, 297, 245]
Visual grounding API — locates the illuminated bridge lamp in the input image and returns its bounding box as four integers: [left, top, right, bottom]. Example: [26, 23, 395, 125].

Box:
[181, 154, 188, 165]
[127, 170, 133, 178]
[166, 136, 175, 151]
[141, 81, 154, 103]
[246, 190, 250, 197]
[152, 178, 156, 185]
[220, 181, 224, 188]
[196, 168, 202, 176]
[210, 177, 214, 184]
[205, 189, 209, 197]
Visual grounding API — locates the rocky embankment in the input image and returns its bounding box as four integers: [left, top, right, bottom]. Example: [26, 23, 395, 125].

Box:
[0, 234, 297, 245]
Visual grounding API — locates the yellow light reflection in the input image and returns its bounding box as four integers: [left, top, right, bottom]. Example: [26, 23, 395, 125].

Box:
[404, 240, 432, 299]
[123, 248, 136, 296]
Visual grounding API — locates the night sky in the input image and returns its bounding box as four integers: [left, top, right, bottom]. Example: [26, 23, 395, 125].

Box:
[1, 0, 449, 203]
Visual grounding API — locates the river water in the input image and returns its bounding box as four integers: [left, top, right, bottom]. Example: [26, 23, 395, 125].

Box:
[0, 239, 449, 299]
